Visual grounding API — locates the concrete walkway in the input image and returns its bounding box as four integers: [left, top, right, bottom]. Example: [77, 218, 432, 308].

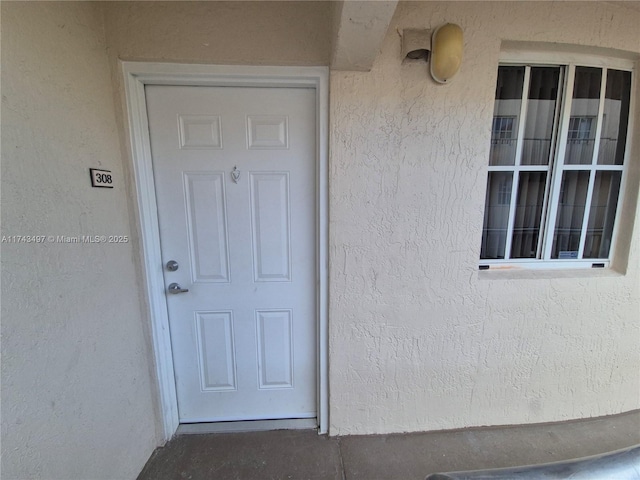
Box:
[137, 410, 640, 480]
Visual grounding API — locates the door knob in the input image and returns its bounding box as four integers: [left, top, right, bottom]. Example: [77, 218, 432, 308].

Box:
[168, 283, 189, 294]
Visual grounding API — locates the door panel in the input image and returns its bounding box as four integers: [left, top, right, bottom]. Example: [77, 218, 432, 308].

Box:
[145, 85, 316, 423]
[250, 172, 291, 282]
[195, 311, 236, 391]
[184, 173, 231, 283]
[256, 309, 294, 389]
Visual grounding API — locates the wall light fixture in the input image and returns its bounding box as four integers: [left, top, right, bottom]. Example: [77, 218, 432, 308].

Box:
[401, 23, 463, 84]
[430, 23, 464, 84]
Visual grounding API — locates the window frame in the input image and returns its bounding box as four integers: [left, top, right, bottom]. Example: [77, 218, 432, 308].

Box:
[480, 50, 635, 270]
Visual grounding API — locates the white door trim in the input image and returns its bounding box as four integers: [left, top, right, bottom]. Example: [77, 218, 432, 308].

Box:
[121, 62, 329, 441]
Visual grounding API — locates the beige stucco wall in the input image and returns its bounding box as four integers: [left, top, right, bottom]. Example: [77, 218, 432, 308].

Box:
[1, 3, 160, 479]
[2, 2, 639, 476]
[329, 1, 640, 435]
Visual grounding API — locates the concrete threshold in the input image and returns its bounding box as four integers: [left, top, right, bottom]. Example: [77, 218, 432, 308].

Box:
[137, 409, 640, 480]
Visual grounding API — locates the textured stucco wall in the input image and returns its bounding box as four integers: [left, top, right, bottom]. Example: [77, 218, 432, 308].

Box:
[328, 1, 640, 435]
[100, 0, 639, 437]
[1, 3, 160, 479]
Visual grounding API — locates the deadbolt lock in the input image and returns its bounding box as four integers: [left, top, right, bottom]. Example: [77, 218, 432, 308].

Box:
[166, 260, 179, 271]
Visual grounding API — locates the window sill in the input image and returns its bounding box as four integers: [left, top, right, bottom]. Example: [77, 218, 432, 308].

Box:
[477, 264, 624, 280]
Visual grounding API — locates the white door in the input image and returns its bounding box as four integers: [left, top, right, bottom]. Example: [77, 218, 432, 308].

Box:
[145, 85, 317, 423]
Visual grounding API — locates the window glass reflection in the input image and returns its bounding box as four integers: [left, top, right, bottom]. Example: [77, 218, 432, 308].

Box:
[490, 67, 524, 166]
[521, 67, 560, 166]
[481, 172, 513, 259]
[597, 69, 631, 165]
[564, 67, 601, 165]
[552, 171, 590, 258]
[511, 172, 547, 258]
[584, 171, 622, 258]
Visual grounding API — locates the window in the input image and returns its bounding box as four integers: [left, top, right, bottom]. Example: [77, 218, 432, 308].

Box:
[480, 58, 632, 268]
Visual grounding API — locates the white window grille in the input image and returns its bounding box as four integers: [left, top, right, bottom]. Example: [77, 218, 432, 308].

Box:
[480, 57, 633, 269]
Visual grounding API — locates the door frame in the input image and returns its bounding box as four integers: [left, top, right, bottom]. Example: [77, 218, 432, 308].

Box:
[121, 62, 329, 441]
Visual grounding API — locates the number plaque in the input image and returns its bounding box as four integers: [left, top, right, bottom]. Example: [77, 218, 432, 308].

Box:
[90, 168, 114, 188]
